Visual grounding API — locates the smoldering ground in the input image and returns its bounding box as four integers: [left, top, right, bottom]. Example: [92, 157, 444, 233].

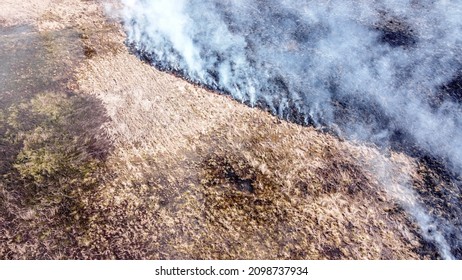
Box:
[121, 0, 462, 259]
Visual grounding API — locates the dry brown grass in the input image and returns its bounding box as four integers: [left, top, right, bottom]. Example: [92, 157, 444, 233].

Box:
[0, 0, 51, 26]
[0, 0, 439, 259]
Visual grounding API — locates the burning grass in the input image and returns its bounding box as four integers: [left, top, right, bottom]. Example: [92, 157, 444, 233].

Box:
[0, 0, 457, 259]
[73, 49, 427, 258]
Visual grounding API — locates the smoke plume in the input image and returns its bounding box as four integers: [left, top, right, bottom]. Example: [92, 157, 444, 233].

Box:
[121, 0, 462, 259]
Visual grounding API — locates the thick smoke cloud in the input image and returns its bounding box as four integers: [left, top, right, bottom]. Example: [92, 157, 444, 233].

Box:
[121, 0, 462, 258]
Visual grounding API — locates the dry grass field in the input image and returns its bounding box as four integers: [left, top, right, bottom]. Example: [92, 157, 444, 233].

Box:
[0, 0, 451, 259]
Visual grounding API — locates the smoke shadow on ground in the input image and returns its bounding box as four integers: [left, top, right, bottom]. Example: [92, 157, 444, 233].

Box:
[0, 25, 113, 259]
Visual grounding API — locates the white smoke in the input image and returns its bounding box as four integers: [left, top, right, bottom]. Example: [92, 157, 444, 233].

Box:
[370, 155, 455, 260]
[121, 0, 462, 258]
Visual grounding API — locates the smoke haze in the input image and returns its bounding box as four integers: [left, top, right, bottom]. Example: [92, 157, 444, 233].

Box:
[121, 0, 462, 258]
